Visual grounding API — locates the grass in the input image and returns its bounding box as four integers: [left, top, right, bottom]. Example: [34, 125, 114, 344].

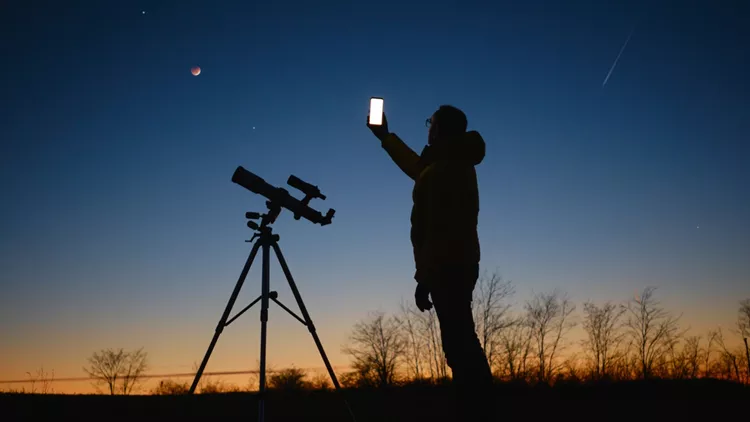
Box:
[1, 379, 747, 422]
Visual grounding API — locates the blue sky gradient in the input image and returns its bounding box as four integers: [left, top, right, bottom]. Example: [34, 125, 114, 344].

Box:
[1, 0, 748, 392]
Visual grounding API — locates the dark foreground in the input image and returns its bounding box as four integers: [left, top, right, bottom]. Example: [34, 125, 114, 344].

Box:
[2, 379, 747, 422]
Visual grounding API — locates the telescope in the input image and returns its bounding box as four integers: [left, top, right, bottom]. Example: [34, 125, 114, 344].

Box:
[231, 166, 335, 226]
[192, 167, 355, 422]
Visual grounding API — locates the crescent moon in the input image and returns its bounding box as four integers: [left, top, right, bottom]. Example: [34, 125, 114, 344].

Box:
[191, 66, 201, 76]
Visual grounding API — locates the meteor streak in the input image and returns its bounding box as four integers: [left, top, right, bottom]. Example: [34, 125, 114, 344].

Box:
[602, 29, 634, 87]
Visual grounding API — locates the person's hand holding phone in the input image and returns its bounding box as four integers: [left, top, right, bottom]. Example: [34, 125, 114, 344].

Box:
[366, 112, 389, 141]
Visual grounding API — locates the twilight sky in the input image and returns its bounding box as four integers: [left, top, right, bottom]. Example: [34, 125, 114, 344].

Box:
[1, 0, 748, 393]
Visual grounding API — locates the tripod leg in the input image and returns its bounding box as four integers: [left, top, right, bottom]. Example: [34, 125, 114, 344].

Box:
[271, 242, 358, 422]
[189, 240, 262, 394]
[258, 241, 271, 422]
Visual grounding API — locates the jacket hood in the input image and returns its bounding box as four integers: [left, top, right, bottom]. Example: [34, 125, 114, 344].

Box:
[419, 130, 486, 166]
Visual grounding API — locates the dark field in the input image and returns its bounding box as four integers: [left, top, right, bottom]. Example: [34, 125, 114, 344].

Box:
[2, 379, 747, 422]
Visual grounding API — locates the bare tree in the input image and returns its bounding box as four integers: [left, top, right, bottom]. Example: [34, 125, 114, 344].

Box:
[623, 287, 682, 379]
[342, 311, 405, 387]
[680, 336, 702, 379]
[472, 272, 514, 371]
[738, 299, 750, 381]
[713, 327, 742, 381]
[497, 314, 533, 381]
[339, 371, 364, 389]
[83, 348, 148, 395]
[661, 321, 688, 379]
[560, 352, 585, 382]
[738, 299, 750, 339]
[663, 333, 690, 380]
[525, 290, 576, 383]
[612, 339, 641, 381]
[702, 329, 719, 379]
[422, 308, 447, 380]
[395, 301, 448, 383]
[581, 301, 626, 380]
[397, 301, 427, 381]
[120, 348, 148, 394]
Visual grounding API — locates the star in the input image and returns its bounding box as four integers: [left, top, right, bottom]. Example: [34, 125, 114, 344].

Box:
[252, 127, 256, 130]
[142, 10, 146, 15]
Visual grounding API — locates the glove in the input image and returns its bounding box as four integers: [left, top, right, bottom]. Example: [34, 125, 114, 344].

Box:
[366, 113, 390, 141]
[415, 283, 433, 312]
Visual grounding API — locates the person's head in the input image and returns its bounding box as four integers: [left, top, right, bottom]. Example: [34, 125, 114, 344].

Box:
[427, 105, 468, 146]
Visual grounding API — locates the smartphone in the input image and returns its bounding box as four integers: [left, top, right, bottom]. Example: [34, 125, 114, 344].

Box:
[369, 97, 384, 126]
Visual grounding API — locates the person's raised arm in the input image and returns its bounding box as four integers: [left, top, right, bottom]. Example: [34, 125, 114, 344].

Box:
[367, 113, 424, 181]
[380, 134, 423, 180]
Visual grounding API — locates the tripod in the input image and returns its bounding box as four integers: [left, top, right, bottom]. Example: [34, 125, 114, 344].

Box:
[189, 203, 356, 422]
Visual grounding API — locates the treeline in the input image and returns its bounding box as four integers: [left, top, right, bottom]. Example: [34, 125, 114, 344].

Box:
[155, 276, 750, 394]
[340, 273, 750, 388]
[6, 275, 748, 396]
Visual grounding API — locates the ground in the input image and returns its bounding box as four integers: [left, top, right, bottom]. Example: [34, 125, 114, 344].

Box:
[2, 379, 747, 422]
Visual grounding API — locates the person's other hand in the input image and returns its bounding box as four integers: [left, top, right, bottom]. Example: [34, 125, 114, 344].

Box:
[415, 283, 433, 312]
[366, 113, 389, 141]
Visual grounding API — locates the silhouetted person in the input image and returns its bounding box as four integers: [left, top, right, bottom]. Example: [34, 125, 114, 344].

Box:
[367, 105, 493, 419]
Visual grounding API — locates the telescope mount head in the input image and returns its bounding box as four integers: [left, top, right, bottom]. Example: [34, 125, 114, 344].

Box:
[245, 201, 283, 234]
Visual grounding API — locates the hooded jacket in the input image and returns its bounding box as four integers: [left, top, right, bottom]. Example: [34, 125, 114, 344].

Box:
[381, 131, 486, 288]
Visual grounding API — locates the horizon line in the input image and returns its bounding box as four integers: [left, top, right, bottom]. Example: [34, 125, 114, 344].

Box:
[0, 366, 349, 384]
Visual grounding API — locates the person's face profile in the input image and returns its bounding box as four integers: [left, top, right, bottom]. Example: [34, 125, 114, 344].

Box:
[428, 113, 438, 145]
